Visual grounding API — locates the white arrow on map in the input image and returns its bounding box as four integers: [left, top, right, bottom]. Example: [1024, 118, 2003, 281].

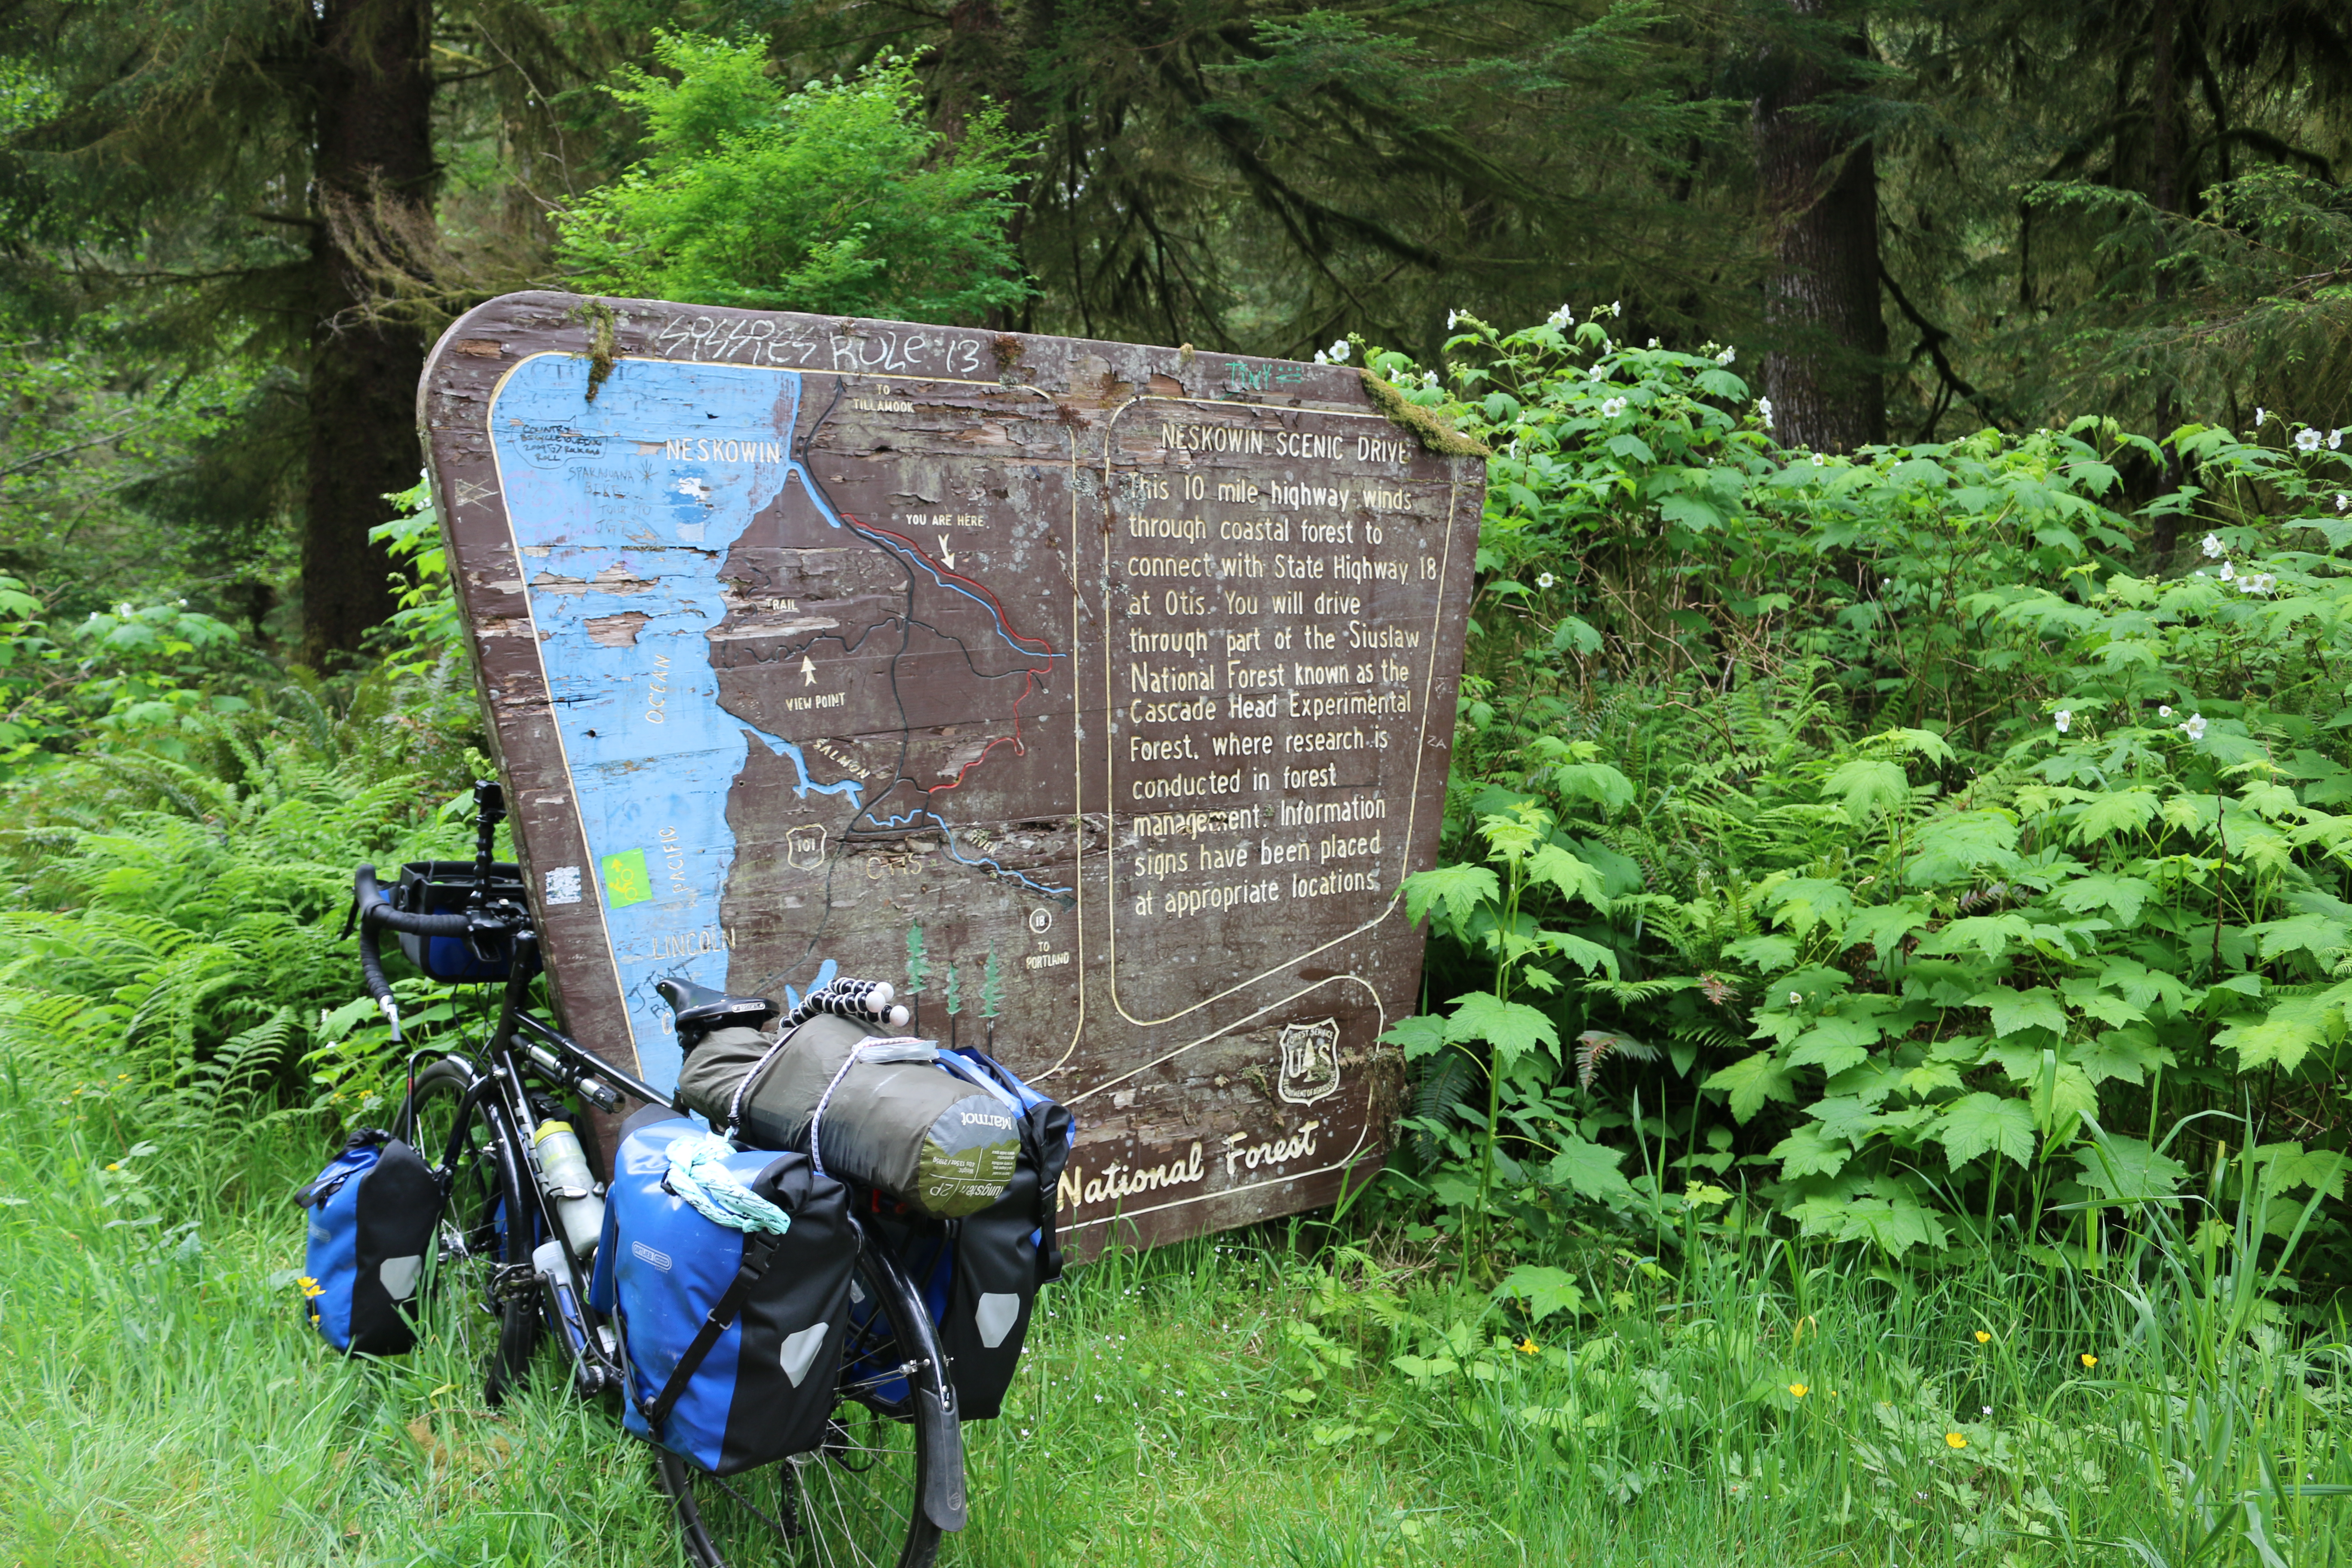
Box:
[936, 532, 957, 570]
[799, 656, 816, 686]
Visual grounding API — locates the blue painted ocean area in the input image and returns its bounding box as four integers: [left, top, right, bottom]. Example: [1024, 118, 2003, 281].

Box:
[488, 355, 861, 1092]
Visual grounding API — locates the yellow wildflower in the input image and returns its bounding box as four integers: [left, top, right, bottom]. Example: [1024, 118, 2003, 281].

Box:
[2080, 1353, 2098, 1369]
[1974, 1330, 1991, 1344]
[1787, 1383, 1807, 1399]
[104, 1162, 119, 1172]
[297, 1276, 325, 1299]
[1516, 1338, 1538, 1355]
[1945, 1433, 1967, 1449]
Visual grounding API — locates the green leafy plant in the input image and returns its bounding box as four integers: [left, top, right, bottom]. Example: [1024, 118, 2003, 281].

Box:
[555, 37, 1032, 324]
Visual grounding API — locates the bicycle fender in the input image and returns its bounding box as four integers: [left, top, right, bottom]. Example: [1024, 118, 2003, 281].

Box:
[917, 1383, 968, 1531]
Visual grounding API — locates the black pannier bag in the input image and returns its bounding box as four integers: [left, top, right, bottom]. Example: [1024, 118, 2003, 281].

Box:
[676, 1007, 1073, 1419]
[875, 1053, 1072, 1419]
[588, 1120, 857, 1473]
[296, 1129, 443, 1355]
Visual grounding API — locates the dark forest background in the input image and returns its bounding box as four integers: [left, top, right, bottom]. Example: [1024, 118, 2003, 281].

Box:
[1, 0, 2346, 663]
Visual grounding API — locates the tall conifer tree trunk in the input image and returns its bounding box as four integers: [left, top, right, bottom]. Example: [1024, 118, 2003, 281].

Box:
[1753, 0, 1885, 453]
[303, 0, 435, 666]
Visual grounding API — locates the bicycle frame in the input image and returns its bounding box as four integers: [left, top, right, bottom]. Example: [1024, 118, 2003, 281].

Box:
[401, 924, 677, 1397]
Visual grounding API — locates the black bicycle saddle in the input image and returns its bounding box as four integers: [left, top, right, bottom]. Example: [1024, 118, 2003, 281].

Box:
[656, 978, 778, 1048]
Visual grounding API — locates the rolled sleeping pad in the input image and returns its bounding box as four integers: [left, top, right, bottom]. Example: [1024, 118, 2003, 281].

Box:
[674, 1013, 1024, 1220]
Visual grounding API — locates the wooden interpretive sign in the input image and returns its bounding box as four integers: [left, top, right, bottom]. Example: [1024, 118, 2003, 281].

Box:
[417, 292, 1485, 1252]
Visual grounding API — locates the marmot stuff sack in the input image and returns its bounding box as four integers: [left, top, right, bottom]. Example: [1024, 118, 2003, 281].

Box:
[588, 1119, 856, 1475]
[867, 1047, 1074, 1419]
[677, 1014, 1027, 1221]
[296, 1129, 441, 1355]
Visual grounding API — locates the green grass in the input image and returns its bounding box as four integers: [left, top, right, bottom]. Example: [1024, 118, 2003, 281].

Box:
[4, 1063, 2348, 1567]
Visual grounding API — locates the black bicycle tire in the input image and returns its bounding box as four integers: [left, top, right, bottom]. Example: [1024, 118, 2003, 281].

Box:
[404, 1057, 541, 1404]
[654, 1238, 953, 1568]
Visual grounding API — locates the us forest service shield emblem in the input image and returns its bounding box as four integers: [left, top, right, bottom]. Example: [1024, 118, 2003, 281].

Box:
[1278, 1018, 1343, 1105]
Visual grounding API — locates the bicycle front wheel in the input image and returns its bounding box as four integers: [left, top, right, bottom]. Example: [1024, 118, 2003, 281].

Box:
[403, 1056, 540, 1404]
[654, 1232, 959, 1568]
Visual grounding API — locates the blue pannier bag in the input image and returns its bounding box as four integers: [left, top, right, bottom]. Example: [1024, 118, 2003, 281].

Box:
[589, 1119, 856, 1475]
[297, 1129, 442, 1355]
[863, 1046, 1073, 1420]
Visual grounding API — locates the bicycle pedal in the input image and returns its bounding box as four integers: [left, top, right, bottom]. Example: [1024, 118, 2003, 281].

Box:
[490, 1262, 542, 1303]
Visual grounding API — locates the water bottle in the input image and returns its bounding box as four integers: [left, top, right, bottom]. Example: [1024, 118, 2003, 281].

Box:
[532, 1118, 606, 1260]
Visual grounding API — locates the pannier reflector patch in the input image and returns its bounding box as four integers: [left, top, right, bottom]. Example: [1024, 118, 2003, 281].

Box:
[780, 1323, 830, 1387]
[380, 1255, 423, 1301]
[975, 1292, 1020, 1349]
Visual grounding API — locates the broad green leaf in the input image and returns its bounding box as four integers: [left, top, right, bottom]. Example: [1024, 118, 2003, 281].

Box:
[1899, 1060, 1966, 1097]
[1496, 1264, 1588, 1323]
[1843, 898, 1931, 955]
[2097, 957, 2192, 1014]
[2253, 913, 2351, 964]
[1539, 928, 1621, 978]
[1919, 913, 2031, 961]
[1847, 1188, 1951, 1256]
[2214, 1000, 2330, 1072]
[2068, 1026, 2172, 1086]
[1969, 986, 2069, 1039]
[1905, 810, 2021, 887]
[1825, 758, 1908, 825]
[1936, 1092, 2036, 1169]
[1704, 1051, 1800, 1123]
[1442, 992, 1559, 1070]
[1526, 843, 1611, 910]
[1787, 1014, 1879, 1075]
[1771, 1123, 1853, 1180]
[1545, 1139, 1635, 1205]
[2069, 789, 2160, 845]
[1807, 1095, 1885, 1144]
[2054, 873, 2156, 926]
[2253, 1146, 2352, 1200]
[1403, 863, 1498, 931]
[1552, 762, 1635, 819]
[1380, 1014, 1449, 1060]
[2075, 1137, 2189, 1202]
[1722, 934, 1799, 973]
[1767, 878, 1853, 937]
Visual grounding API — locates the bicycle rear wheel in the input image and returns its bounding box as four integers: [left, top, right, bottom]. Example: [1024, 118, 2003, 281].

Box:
[403, 1056, 540, 1404]
[654, 1233, 959, 1568]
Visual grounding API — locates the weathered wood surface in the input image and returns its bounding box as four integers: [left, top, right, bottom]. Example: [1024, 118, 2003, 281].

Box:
[416, 292, 1485, 1253]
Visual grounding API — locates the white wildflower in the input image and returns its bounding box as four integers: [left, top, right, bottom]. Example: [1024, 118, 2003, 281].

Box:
[1422, 371, 1439, 388]
[2296, 427, 2323, 453]
[2219, 559, 2235, 581]
[1787, 991, 1803, 1007]
[1646, 337, 1660, 349]
[2159, 705, 2173, 717]
[2333, 429, 2346, 450]
[1326, 340, 1350, 364]
[2242, 573, 2275, 595]
[2202, 532, 2224, 558]
[1757, 396, 1775, 431]
[2255, 407, 2268, 427]
[1312, 350, 1328, 364]
[1810, 452, 1828, 467]
[1601, 396, 1628, 418]
[1589, 364, 1606, 381]
[1548, 304, 1574, 330]
[1446, 309, 1460, 330]
[1537, 572, 1556, 590]
[115, 602, 132, 616]
[1716, 346, 1737, 366]
[2180, 713, 2208, 741]
[2054, 710, 2072, 734]
[2340, 493, 2350, 512]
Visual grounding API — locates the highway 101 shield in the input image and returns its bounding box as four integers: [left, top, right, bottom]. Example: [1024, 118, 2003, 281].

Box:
[417, 292, 1485, 1253]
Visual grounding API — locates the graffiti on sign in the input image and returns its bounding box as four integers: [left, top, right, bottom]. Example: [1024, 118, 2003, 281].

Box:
[417, 292, 1485, 1253]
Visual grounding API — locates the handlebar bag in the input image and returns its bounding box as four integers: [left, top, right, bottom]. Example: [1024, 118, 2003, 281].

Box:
[677, 1014, 1029, 1222]
[389, 861, 524, 982]
[295, 1129, 441, 1355]
[857, 1047, 1074, 1420]
[588, 1119, 855, 1475]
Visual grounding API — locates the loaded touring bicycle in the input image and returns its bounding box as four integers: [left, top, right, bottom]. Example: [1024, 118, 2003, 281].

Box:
[301, 781, 1069, 1568]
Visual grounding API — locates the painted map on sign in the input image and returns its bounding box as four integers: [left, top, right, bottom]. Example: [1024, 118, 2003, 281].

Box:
[420, 293, 1484, 1253]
